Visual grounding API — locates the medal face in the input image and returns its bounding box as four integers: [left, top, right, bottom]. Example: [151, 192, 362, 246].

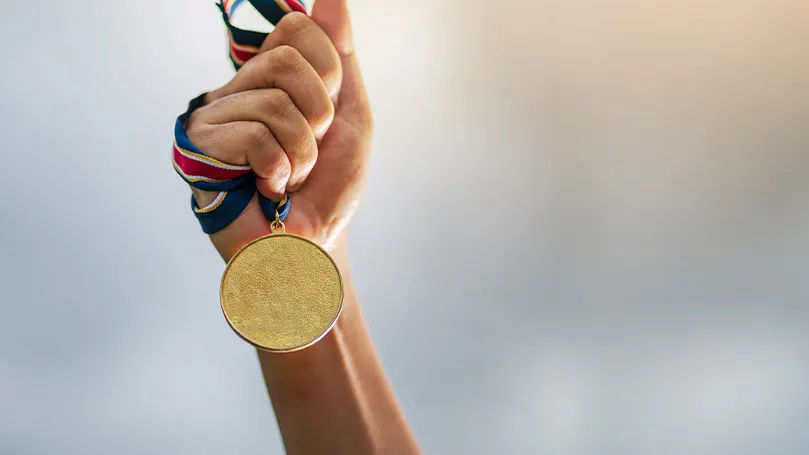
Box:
[220, 233, 343, 353]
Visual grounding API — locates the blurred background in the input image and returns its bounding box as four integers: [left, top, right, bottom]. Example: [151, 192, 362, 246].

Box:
[1, 0, 808, 453]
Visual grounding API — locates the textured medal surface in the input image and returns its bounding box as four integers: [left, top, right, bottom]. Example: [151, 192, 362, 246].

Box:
[220, 234, 343, 353]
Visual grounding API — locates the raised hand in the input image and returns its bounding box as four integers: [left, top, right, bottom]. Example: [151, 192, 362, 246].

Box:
[185, 2, 372, 261]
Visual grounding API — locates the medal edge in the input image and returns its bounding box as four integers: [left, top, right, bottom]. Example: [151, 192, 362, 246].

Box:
[219, 233, 345, 353]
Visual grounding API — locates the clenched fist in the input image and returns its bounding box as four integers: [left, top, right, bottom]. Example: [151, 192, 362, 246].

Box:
[184, 3, 372, 261]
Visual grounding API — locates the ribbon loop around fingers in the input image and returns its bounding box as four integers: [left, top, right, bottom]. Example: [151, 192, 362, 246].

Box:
[173, 2, 304, 234]
[173, 94, 291, 234]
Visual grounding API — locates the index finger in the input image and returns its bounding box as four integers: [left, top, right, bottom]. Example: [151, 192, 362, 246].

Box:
[260, 12, 343, 101]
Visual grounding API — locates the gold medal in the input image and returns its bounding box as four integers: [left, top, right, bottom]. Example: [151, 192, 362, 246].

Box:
[220, 216, 343, 353]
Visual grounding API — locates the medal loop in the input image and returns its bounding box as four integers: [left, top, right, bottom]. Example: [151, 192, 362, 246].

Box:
[270, 209, 286, 233]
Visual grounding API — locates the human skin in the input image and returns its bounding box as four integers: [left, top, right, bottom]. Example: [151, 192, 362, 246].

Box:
[181, 1, 421, 454]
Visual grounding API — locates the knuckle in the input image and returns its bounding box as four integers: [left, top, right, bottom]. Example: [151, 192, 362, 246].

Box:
[185, 105, 210, 128]
[270, 45, 306, 75]
[264, 89, 297, 118]
[184, 110, 218, 145]
[273, 12, 340, 95]
[184, 113, 205, 139]
[243, 122, 272, 146]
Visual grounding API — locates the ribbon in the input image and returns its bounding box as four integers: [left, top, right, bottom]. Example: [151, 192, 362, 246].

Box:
[173, 1, 305, 233]
[220, 0, 307, 69]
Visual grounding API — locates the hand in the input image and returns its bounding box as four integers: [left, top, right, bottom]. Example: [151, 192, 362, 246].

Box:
[184, 0, 372, 261]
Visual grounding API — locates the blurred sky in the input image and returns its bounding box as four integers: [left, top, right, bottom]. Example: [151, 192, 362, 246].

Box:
[0, 0, 808, 454]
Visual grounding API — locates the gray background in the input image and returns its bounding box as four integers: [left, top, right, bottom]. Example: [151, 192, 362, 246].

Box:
[1, 0, 808, 453]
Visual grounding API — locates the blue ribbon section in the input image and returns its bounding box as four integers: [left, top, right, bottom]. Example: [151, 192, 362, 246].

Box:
[173, 1, 307, 233]
[246, 0, 290, 27]
[218, 2, 269, 48]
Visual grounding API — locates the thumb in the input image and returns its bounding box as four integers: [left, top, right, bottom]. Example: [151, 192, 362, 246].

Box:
[310, 0, 354, 56]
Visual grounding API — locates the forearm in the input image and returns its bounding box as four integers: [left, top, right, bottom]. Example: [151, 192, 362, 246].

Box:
[257, 258, 420, 455]
[182, 2, 407, 449]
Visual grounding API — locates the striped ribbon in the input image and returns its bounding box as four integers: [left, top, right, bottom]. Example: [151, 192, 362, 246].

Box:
[220, 0, 307, 69]
[173, 0, 305, 234]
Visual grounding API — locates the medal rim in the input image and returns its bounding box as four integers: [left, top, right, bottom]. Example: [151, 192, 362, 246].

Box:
[219, 232, 344, 354]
